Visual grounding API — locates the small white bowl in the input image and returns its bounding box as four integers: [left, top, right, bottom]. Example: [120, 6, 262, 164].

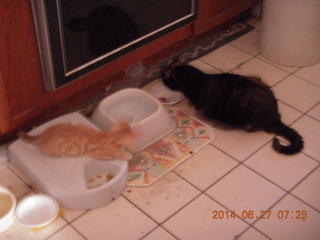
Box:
[0, 185, 16, 233]
[15, 194, 59, 229]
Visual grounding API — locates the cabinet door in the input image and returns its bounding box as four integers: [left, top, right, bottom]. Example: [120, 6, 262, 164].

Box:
[194, 0, 259, 35]
[0, 0, 36, 135]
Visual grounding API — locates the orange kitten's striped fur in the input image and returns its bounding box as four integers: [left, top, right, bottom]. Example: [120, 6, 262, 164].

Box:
[18, 121, 139, 161]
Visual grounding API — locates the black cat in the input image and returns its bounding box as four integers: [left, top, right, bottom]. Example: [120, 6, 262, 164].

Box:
[161, 64, 303, 155]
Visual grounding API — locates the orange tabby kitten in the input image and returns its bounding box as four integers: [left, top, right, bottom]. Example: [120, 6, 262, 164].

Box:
[18, 121, 139, 161]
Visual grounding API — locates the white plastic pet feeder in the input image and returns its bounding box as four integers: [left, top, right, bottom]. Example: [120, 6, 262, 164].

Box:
[8, 112, 128, 210]
[8, 88, 175, 210]
[91, 88, 176, 151]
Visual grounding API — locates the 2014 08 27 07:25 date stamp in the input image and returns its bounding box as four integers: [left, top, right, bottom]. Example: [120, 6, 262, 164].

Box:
[212, 210, 308, 220]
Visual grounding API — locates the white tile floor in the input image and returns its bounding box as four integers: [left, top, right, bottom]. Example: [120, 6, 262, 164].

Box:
[1, 19, 320, 240]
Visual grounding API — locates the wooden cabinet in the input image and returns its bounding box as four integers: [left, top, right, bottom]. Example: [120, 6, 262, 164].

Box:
[0, 0, 37, 135]
[194, 0, 259, 35]
[0, 0, 258, 140]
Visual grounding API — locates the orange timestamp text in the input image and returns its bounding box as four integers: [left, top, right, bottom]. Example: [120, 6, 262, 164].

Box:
[212, 210, 307, 220]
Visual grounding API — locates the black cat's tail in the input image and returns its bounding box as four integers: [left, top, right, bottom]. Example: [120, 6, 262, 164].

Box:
[271, 122, 303, 155]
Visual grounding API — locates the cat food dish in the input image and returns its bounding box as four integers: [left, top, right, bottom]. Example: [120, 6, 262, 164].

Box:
[91, 88, 176, 151]
[149, 84, 184, 105]
[16, 194, 59, 229]
[8, 112, 128, 210]
[0, 185, 16, 233]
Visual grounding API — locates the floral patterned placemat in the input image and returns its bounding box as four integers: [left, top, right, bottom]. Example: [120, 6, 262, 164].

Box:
[128, 107, 214, 187]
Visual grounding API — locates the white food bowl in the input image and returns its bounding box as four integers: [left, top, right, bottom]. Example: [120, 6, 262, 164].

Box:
[0, 185, 16, 233]
[15, 194, 59, 229]
[91, 88, 176, 151]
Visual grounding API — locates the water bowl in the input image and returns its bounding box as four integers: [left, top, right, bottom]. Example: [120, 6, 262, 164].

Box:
[91, 88, 175, 151]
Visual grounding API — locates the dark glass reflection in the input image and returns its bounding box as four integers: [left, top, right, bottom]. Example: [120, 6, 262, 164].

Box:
[33, 0, 196, 90]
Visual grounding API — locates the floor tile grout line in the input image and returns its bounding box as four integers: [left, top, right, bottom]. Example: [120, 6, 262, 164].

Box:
[287, 191, 320, 215]
[173, 159, 242, 194]
[276, 98, 307, 116]
[119, 194, 164, 239]
[46, 225, 69, 240]
[137, 225, 164, 240]
[228, 42, 261, 58]
[120, 192, 160, 223]
[301, 100, 320, 121]
[236, 222, 273, 240]
[154, 225, 180, 240]
[272, 67, 320, 90]
[69, 224, 88, 240]
[286, 164, 320, 212]
[156, 191, 204, 235]
[243, 161, 320, 213]
[242, 158, 319, 197]
[209, 132, 274, 163]
[6, 163, 34, 192]
[257, 56, 302, 75]
[226, 54, 256, 74]
[63, 209, 89, 225]
[138, 225, 178, 240]
[198, 47, 256, 74]
[122, 171, 204, 225]
[305, 101, 320, 123]
[301, 152, 320, 164]
[292, 73, 320, 89]
[47, 224, 87, 240]
[269, 70, 295, 88]
[207, 40, 299, 78]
